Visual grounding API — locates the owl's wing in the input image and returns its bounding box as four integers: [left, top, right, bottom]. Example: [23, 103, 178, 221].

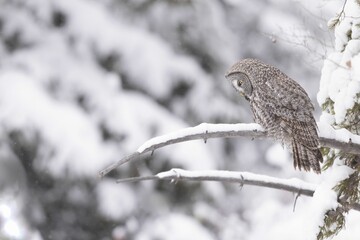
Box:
[263, 73, 315, 122]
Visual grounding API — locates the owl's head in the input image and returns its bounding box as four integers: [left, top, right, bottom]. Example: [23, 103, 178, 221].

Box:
[225, 62, 253, 100]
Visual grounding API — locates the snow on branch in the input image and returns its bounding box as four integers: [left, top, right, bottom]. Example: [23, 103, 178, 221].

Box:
[117, 168, 316, 196]
[116, 168, 360, 212]
[99, 123, 360, 177]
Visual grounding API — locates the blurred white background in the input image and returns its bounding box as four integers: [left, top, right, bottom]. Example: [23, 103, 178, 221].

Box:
[0, 0, 348, 239]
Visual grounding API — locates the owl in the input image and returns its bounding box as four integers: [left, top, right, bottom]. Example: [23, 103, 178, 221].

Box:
[225, 58, 323, 173]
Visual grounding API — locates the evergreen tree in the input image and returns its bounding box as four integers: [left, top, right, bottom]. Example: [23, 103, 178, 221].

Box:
[317, 0, 360, 238]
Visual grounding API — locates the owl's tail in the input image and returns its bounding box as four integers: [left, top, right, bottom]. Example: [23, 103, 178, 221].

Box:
[292, 140, 323, 174]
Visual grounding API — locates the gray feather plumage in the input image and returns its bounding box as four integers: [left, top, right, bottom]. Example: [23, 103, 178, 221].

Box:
[226, 58, 323, 173]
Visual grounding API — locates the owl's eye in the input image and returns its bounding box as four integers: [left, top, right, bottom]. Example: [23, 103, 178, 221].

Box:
[237, 79, 242, 86]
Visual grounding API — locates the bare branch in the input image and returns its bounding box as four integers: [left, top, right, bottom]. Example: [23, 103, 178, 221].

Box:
[116, 175, 158, 183]
[116, 168, 360, 212]
[98, 123, 360, 177]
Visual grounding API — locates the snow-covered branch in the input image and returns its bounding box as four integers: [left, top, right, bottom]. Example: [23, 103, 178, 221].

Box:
[99, 123, 360, 177]
[117, 168, 316, 195]
[116, 168, 360, 212]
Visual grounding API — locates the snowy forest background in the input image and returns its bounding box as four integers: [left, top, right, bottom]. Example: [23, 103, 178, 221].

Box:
[0, 0, 359, 239]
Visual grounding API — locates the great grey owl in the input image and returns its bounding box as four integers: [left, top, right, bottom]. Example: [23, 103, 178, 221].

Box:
[225, 58, 323, 173]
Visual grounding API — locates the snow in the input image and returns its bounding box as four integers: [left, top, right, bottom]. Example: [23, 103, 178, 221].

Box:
[265, 143, 290, 168]
[194, 202, 247, 240]
[135, 213, 216, 240]
[333, 212, 360, 239]
[0, 1, 231, 235]
[318, 0, 360, 124]
[137, 120, 360, 157]
[162, 142, 217, 170]
[0, 0, 358, 239]
[3, 219, 22, 239]
[135, 123, 263, 170]
[0, 201, 27, 240]
[0, 0, 223, 175]
[0, 0, 225, 175]
[239, 163, 353, 240]
[301, 162, 353, 239]
[308, 43, 360, 232]
[249, 199, 290, 239]
[0, 71, 116, 177]
[137, 123, 263, 153]
[156, 168, 317, 192]
[50, 0, 211, 100]
[333, 0, 360, 51]
[318, 121, 360, 144]
[96, 180, 136, 221]
[314, 1, 360, 238]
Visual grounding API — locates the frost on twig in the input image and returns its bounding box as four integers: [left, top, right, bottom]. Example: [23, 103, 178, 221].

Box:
[98, 122, 360, 177]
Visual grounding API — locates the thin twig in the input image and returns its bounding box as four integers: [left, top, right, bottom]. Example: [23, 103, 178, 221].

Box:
[115, 168, 360, 212]
[100, 152, 140, 177]
[116, 175, 157, 183]
[98, 123, 360, 177]
[118, 168, 316, 196]
[293, 191, 301, 212]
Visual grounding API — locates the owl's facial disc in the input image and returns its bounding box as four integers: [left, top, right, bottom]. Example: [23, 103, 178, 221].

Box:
[231, 79, 245, 95]
[226, 72, 252, 101]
